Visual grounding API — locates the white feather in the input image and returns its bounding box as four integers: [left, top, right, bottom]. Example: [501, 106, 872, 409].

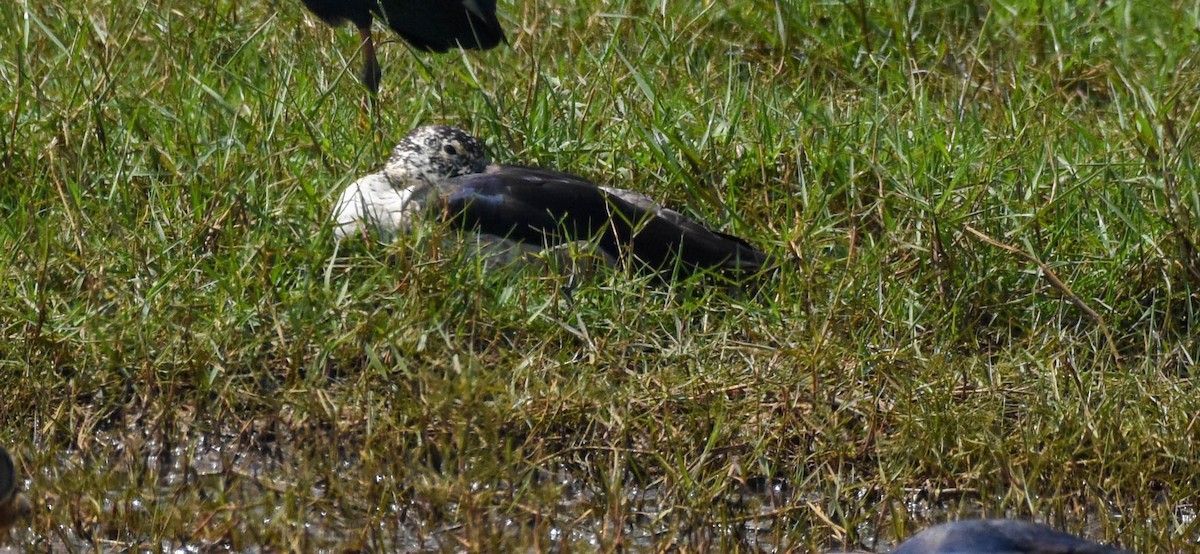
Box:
[332, 172, 431, 240]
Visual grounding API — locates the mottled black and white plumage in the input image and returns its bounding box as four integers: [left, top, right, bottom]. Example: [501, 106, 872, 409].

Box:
[301, 0, 505, 93]
[332, 126, 771, 278]
[892, 519, 1133, 554]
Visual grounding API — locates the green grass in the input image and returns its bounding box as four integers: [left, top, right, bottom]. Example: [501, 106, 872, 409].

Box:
[2, 0, 1199, 551]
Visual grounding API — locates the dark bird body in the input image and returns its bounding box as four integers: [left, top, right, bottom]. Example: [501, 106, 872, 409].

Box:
[0, 446, 32, 531]
[300, 0, 505, 92]
[892, 519, 1134, 554]
[332, 126, 770, 278]
[443, 166, 769, 274]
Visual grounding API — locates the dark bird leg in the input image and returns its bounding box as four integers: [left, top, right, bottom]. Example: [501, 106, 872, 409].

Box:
[357, 23, 381, 95]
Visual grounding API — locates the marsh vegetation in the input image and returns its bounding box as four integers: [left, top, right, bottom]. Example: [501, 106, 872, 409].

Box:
[1, 0, 1198, 551]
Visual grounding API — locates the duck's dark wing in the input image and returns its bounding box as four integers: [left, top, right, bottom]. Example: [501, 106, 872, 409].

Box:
[893, 520, 1133, 554]
[439, 165, 770, 275]
[301, 0, 374, 28]
[376, 0, 505, 52]
[301, 0, 502, 93]
[601, 185, 768, 267]
[0, 446, 13, 504]
[0, 445, 31, 531]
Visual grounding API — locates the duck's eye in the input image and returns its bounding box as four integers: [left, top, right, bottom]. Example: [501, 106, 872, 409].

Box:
[443, 144, 459, 156]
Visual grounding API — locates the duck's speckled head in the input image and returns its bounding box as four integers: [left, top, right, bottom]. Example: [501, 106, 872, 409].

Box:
[385, 125, 489, 185]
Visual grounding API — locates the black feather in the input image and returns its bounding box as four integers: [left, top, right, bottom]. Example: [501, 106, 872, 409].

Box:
[300, 0, 505, 93]
[438, 166, 771, 276]
[893, 520, 1134, 554]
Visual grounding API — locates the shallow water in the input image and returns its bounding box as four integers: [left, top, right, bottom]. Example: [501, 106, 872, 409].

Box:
[1, 422, 1159, 553]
